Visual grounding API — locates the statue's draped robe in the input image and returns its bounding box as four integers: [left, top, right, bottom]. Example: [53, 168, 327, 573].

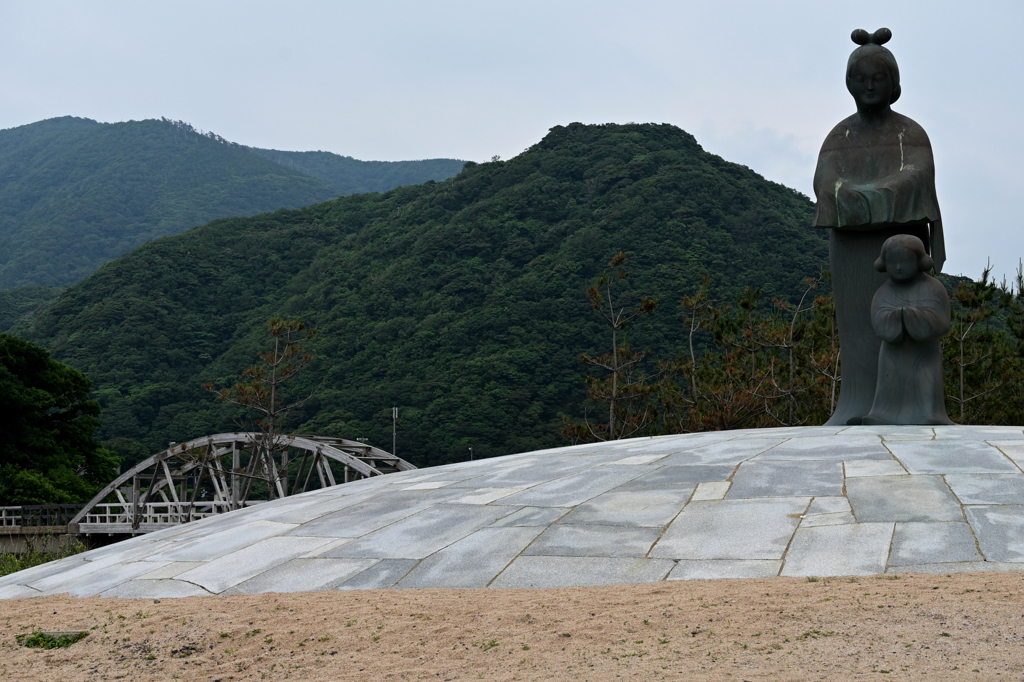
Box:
[862, 275, 953, 425]
[812, 112, 943, 425]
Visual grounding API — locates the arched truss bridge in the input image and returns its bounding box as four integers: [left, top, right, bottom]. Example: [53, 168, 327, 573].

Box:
[67, 433, 416, 535]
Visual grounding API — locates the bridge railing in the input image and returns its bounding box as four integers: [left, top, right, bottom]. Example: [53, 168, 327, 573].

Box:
[76, 501, 263, 529]
[0, 505, 86, 528]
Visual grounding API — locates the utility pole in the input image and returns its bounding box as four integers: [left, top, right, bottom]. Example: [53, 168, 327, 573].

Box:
[392, 407, 398, 456]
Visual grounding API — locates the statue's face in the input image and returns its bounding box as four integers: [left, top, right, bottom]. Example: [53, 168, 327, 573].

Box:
[847, 56, 893, 110]
[886, 246, 919, 282]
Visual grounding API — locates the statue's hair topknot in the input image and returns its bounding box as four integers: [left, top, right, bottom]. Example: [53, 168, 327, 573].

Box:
[851, 28, 892, 46]
[847, 28, 901, 104]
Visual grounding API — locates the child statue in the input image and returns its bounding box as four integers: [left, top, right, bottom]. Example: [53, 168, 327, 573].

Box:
[861, 235, 953, 425]
[811, 28, 946, 425]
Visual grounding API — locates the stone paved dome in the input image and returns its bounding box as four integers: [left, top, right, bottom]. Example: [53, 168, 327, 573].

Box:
[4, 425, 1024, 599]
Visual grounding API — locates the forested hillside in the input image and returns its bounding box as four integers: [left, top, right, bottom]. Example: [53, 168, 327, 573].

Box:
[0, 117, 466, 293]
[0, 117, 337, 289]
[20, 122, 827, 468]
[249, 149, 464, 195]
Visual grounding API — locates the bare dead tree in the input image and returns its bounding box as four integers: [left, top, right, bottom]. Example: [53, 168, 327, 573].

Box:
[205, 318, 322, 498]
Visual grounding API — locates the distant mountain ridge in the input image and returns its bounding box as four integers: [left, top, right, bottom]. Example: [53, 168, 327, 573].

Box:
[248, 148, 464, 195]
[19, 122, 827, 469]
[0, 116, 465, 291]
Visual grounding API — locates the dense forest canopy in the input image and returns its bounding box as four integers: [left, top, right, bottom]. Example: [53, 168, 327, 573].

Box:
[0, 334, 117, 505]
[0, 117, 466, 293]
[19, 122, 827, 470]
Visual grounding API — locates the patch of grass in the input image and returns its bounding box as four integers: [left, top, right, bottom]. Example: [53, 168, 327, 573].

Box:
[796, 629, 835, 641]
[0, 540, 87, 578]
[16, 631, 89, 649]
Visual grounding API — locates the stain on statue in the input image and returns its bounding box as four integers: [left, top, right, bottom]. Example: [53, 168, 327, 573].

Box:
[862, 235, 953, 425]
[812, 28, 947, 425]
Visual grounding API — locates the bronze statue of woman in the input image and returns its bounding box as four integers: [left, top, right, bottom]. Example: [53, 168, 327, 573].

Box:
[812, 28, 945, 425]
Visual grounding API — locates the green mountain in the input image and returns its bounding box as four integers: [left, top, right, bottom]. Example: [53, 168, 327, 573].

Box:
[249, 148, 465, 195]
[0, 117, 336, 289]
[0, 286, 62, 333]
[0, 116, 466, 293]
[19, 122, 827, 469]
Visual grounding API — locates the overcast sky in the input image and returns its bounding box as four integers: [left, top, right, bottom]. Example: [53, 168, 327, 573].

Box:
[1, 1, 1021, 279]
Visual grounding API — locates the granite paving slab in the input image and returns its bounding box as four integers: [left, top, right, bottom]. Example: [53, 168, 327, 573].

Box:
[100, 578, 213, 599]
[846, 475, 963, 522]
[934, 426, 1024, 440]
[727, 460, 843, 498]
[844, 459, 906, 477]
[559, 488, 693, 527]
[27, 551, 158, 594]
[659, 438, 787, 466]
[668, 560, 781, 580]
[0, 584, 44, 599]
[9, 425, 1024, 597]
[889, 522, 982, 565]
[690, 481, 731, 501]
[758, 436, 891, 461]
[801, 512, 857, 527]
[525, 524, 662, 557]
[650, 498, 809, 560]
[885, 440, 1019, 474]
[279, 490, 464, 538]
[491, 556, 676, 588]
[886, 561, 1024, 574]
[782, 523, 894, 576]
[44, 560, 175, 597]
[806, 496, 851, 515]
[325, 504, 513, 559]
[0, 556, 88, 589]
[496, 467, 646, 507]
[396, 527, 544, 588]
[490, 507, 567, 526]
[336, 560, 418, 590]
[617, 464, 736, 490]
[137, 562, 204, 580]
[945, 473, 1024, 504]
[226, 558, 379, 593]
[990, 440, 1024, 464]
[964, 506, 1024, 562]
[146, 520, 299, 561]
[174, 536, 332, 593]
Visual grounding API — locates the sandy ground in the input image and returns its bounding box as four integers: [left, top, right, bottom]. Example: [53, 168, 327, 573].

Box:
[2, 571, 1024, 680]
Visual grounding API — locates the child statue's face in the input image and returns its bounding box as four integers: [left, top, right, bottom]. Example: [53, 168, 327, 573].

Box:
[885, 246, 919, 282]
